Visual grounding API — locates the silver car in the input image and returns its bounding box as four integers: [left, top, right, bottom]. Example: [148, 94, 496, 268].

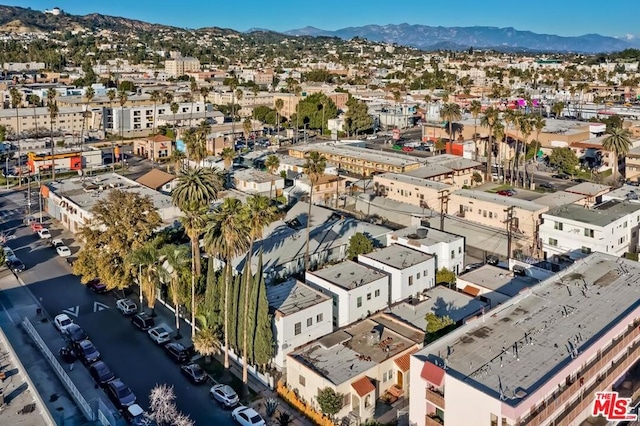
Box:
[210, 384, 239, 408]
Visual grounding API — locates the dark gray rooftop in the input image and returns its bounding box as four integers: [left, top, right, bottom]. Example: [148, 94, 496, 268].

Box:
[309, 260, 388, 290]
[266, 280, 330, 316]
[544, 200, 640, 227]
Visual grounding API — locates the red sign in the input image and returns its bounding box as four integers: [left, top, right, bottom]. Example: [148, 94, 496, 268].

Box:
[393, 129, 400, 140]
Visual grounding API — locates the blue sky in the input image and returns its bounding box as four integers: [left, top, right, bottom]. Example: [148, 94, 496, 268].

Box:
[5, 0, 639, 38]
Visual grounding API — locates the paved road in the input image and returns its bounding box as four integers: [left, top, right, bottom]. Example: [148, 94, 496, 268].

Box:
[0, 189, 235, 426]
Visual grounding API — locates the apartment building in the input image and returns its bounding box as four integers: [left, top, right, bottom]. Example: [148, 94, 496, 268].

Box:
[540, 200, 640, 259]
[457, 264, 540, 308]
[626, 145, 640, 182]
[273, 93, 301, 119]
[290, 174, 347, 204]
[410, 252, 640, 426]
[108, 102, 206, 132]
[373, 173, 451, 209]
[306, 261, 390, 328]
[164, 57, 201, 77]
[233, 168, 284, 195]
[0, 106, 100, 135]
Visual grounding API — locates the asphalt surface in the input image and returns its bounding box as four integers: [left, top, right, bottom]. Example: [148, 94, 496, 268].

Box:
[0, 189, 235, 426]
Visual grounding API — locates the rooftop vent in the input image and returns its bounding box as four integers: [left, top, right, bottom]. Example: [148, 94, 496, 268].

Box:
[416, 227, 428, 238]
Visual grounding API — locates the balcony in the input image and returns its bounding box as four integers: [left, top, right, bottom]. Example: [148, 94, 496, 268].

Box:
[426, 388, 445, 409]
[425, 415, 444, 426]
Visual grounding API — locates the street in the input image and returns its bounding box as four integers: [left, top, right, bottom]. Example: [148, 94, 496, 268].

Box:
[0, 188, 235, 426]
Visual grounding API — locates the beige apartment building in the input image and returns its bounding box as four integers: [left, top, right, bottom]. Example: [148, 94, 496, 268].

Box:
[626, 146, 640, 181]
[0, 106, 101, 135]
[373, 173, 451, 209]
[273, 93, 301, 119]
[57, 93, 155, 109]
[164, 57, 201, 77]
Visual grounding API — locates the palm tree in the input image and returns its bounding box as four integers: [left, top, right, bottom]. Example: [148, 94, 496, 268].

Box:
[275, 98, 284, 135]
[518, 115, 533, 187]
[233, 88, 243, 143]
[469, 100, 482, 161]
[183, 127, 197, 165]
[193, 316, 221, 361]
[170, 149, 186, 174]
[128, 243, 160, 315]
[170, 101, 179, 140]
[200, 86, 210, 105]
[203, 198, 250, 370]
[10, 88, 22, 181]
[603, 126, 632, 182]
[150, 90, 162, 135]
[480, 107, 500, 182]
[160, 244, 190, 338]
[552, 101, 565, 119]
[194, 120, 210, 167]
[80, 86, 94, 173]
[439, 102, 462, 153]
[493, 122, 506, 182]
[243, 118, 252, 141]
[190, 79, 198, 127]
[221, 147, 236, 170]
[265, 155, 280, 199]
[117, 89, 128, 171]
[29, 94, 40, 138]
[302, 151, 326, 271]
[48, 99, 59, 180]
[240, 196, 276, 393]
[107, 89, 116, 136]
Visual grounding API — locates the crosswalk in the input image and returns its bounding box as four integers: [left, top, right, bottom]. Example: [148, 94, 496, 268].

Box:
[0, 207, 24, 221]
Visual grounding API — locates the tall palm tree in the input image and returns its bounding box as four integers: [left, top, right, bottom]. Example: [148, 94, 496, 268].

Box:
[48, 99, 59, 180]
[200, 86, 210, 105]
[29, 94, 40, 138]
[229, 78, 239, 144]
[552, 101, 565, 119]
[303, 151, 326, 271]
[480, 107, 500, 182]
[203, 198, 250, 370]
[170, 149, 186, 174]
[220, 147, 236, 170]
[117, 89, 128, 171]
[518, 115, 533, 187]
[10, 88, 23, 182]
[150, 90, 162, 135]
[265, 154, 280, 199]
[469, 100, 482, 161]
[182, 127, 198, 165]
[194, 120, 210, 167]
[240, 195, 276, 394]
[128, 243, 160, 314]
[160, 244, 190, 338]
[439, 102, 462, 153]
[180, 205, 208, 337]
[107, 89, 116, 137]
[80, 86, 94, 173]
[170, 101, 179, 141]
[274, 98, 284, 134]
[603, 126, 632, 182]
[190, 79, 198, 127]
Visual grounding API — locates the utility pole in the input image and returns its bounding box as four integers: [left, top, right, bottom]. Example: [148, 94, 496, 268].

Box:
[505, 206, 515, 259]
[438, 190, 449, 231]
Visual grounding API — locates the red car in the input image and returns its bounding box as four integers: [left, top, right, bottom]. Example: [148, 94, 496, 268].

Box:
[402, 146, 414, 152]
[497, 190, 513, 196]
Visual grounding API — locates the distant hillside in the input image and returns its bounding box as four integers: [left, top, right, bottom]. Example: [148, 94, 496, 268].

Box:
[285, 23, 635, 53]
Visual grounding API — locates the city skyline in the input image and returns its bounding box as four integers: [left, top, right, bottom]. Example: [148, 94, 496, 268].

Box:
[4, 0, 639, 39]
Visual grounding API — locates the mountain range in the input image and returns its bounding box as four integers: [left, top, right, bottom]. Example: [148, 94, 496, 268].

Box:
[285, 24, 636, 53]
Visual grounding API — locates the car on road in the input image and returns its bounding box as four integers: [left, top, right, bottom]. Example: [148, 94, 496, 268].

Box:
[51, 239, 65, 248]
[89, 361, 116, 387]
[164, 342, 190, 364]
[131, 312, 155, 331]
[463, 263, 483, 273]
[2, 246, 15, 258]
[402, 146, 414, 152]
[148, 325, 172, 345]
[392, 144, 403, 150]
[63, 324, 88, 343]
[210, 384, 239, 408]
[551, 173, 570, 180]
[125, 404, 157, 426]
[231, 406, 266, 426]
[30, 223, 43, 232]
[181, 363, 207, 384]
[72, 339, 101, 365]
[116, 299, 137, 315]
[106, 379, 137, 410]
[539, 182, 556, 191]
[56, 245, 72, 257]
[572, 178, 587, 183]
[37, 228, 52, 239]
[486, 255, 499, 266]
[6, 256, 26, 273]
[86, 279, 108, 294]
[54, 314, 74, 333]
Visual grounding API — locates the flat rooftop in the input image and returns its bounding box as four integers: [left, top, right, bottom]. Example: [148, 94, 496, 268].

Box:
[405, 164, 454, 179]
[390, 225, 463, 246]
[532, 191, 585, 209]
[232, 168, 277, 184]
[266, 280, 330, 316]
[361, 244, 433, 269]
[602, 184, 640, 203]
[290, 317, 419, 385]
[309, 260, 388, 290]
[291, 143, 422, 168]
[376, 173, 451, 191]
[544, 199, 640, 227]
[565, 182, 611, 196]
[417, 252, 640, 405]
[454, 189, 547, 212]
[426, 155, 481, 171]
[387, 285, 488, 328]
[459, 265, 540, 297]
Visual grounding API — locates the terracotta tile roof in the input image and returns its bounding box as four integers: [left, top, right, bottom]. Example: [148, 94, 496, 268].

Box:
[148, 134, 172, 143]
[394, 347, 418, 372]
[462, 285, 481, 297]
[420, 362, 445, 386]
[351, 376, 376, 397]
[135, 168, 176, 190]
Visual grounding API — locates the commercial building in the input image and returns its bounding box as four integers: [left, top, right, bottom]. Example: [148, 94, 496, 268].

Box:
[27, 148, 103, 175]
[373, 173, 451, 210]
[132, 134, 173, 161]
[410, 252, 640, 426]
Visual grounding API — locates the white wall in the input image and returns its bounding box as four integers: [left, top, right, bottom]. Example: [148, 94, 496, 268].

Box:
[443, 375, 507, 426]
[391, 236, 465, 275]
[358, 255, 436, 303]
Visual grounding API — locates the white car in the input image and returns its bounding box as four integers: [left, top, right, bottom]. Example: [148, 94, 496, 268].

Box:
[232, 406, 265, 426]
[38, 228, 52, 239]
[116, 299, 137, 315]
[210, 384, 239, 408]
[56, 245, 72, 257]
[147, 325, 172, 345]
[51, 238, 64, 248]
[54, 314, 74, 333]
[2, 246, 15, 258]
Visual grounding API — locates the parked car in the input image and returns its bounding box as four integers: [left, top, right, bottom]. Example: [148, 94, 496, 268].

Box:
[37, 228, 52, 239]
[231, 406, 266, 426]
[54, 314, 74, 333]
[89, 361, 115, 387]
[51, 238, 65, 248]
[497, 190, 513, 196]
[116, 299, 137, 315]
[86, 279, 108, 294]
[125, 404, 157, 426]
[6, 256, 26, 273]
[551, 173, 570, 180]
[486, 255, 499, 266]
[402, 146, 414, 152]
[30, 223, 43, 232]
[164, 342, 190, 364]
[392, 144, 403, 150]
[2, 246, 15, 258]
[131, 313, 155, 331]
[148, 325, 172, 345]
[106, 379, 137, 410]
[539, 182, 556, 191]
[56, 245, 72, 257]
[181, 363, 207, 384]
[463, 263, 483, 273]
[63, 324, 88, 343]
[210, 384, 239, 408]
[572, 178, 587, 183]
[72, 339, 101, 365]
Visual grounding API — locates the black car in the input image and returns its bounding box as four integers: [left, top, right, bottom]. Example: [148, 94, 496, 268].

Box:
[6, 258, 26, 273]
[86, 279, 108, 294]
[64, 324, 88, 343]
[164, 342, 190, 364]
[89, 361, 115, 387]
[180, 363, 207, 384]
[539, 182, 556, 191]
[72, 339, 101, 365]
[131, 312, 155, 331]
[106, 379, 137, 410]
[486, 255, 499, 266]
[551, 173, 570, 180]
[572, 178, 587, 183]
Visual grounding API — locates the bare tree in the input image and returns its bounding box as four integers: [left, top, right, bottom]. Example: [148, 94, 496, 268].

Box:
[148, 384, 179, 425]
[173, 413, 194, 426]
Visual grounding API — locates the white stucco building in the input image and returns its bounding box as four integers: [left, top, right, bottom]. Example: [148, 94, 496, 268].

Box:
[266, 280, 333, 371]
[358, 245, 436, 303]
[306, 260, 390, 328]
[233, 168, 284, 195]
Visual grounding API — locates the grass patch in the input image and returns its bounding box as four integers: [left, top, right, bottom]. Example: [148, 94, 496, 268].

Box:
[199, 357, 259, 403]
[487, 184, 514, 193]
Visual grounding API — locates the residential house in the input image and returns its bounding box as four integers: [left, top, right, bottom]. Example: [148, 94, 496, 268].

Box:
[625, 145, 640, 182]
[288, 174, 347, 204]
[233, 168, 284, 195]
[135, 169, 177, 194]
[540, 200, 640, 259]
[359, 245, 436, 303]
[306, 261, 390, 328]
[266, 280, 333, 371]
[133, 134, 173, 161]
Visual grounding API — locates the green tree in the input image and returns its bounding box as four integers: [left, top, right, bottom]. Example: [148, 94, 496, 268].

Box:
[150, 90, 162, 135]
[160, 244, 190, 337]
[552, 101, 565, 119]
[119, 80, 136, 92]
[291, 93, 338, 130]
[425, 312, 455, 343]
[251, 253, 273, 366]
[603, 126, 632, 182]
[316, 388, 343, 418]
[193, 316, 222, 360]
[440, 102, 462, 152]
[265, 155, 280, 199]
[73, 190, 162, 291]
[345, 96, 373, 137]
[128, 242, 160, 314]
[303, 151, 327, 271]
[436, 267, 456, 286]
[10, 87, 23, 182]
[480, 107, 500, 181]
[549, 147, 579, 175]
[117, 89, 128, 171]
[275, 98, 284, 131]
[469, 100, 482, 161]
[47, 88, 59, 179]
[220, 147, 236, 170]
[347, 232, 374, 260]
[243, 117, 252, 140]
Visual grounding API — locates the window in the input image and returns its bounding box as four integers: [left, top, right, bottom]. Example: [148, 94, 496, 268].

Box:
[483, 210, 487, 218]
[388, 369, 393, 379]
[294, 322, 301, 335]
[316, 313, 323, 322]
[417, 272, 421, 279]
[624, 221, 628, 228]
[554, 222, 563, 230]
[367, 293, 372, 300]
[581, 246, 591, 254]
[584, 228, 594, 238]
[489, 212, 493, 219]
[451, 250, 455, 259]
[458, 247, 462, 253]
[374, 289, 380, 297]
[424, 270, 428, 276]
[408, 276, 413, 286]
[307, 318, 313, 327]
[357, 297, 362, 308]
[383, 372, 388, 382]
[490, 414, 498, 426]
[548, 238, 558, 247]
[298, 375, 306, 386]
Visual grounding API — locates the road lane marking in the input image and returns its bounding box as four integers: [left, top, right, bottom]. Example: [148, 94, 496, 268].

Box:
[62, 306, 79, 317]
[93, 302, 109, 312]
